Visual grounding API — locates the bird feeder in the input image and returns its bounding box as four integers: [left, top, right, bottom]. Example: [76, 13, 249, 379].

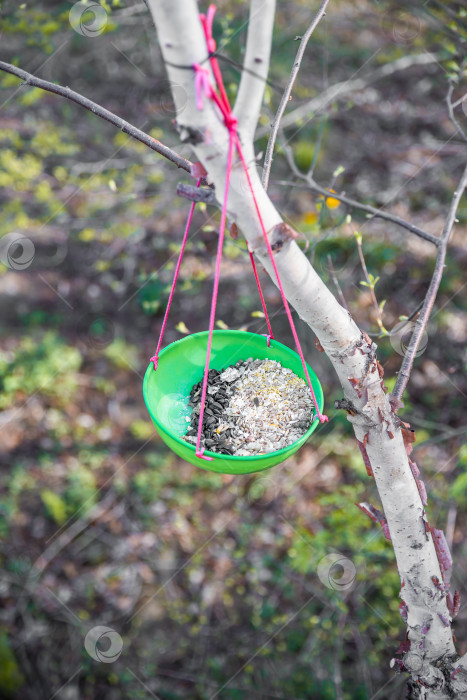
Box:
[143, 330, 324, 475]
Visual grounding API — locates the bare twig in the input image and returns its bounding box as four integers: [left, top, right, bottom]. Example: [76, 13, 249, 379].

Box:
[355, 230, 388, 336]
[274, 132, 441, 246]
[393, 164, 467, 400]
[446, 504, 457, 551]
[176, 182, 215, 203]
[215, 52, 282, 93]
[446, 82, 467, 144]
[387, 299, 423, 337]
[234, 0, 276, 143]
[428, 0, 467, 30]
[311, 179, 441, 246]
[276, 178, 441, 246]
[307, 115, 327, 178]
[262, 0, 330, 190]
[257, 52, 441, 137]
[0, 60, 193, 174]
[362, 300, 423, 338]
[327, 254, 349, 311]
[275, 131, 440, 246]
[451, 92, 467, 110]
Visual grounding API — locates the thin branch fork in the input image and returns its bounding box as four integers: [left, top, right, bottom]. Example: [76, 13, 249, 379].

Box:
[277, 177, 441, 246]
[262, 0, 331, 190]
[0, 59, 440, 248]
[275, 132, 441, 246]
[446, 82, 467, 145]
[176, 182, 215, 203]
[257, 52, 443, 137]
[0, 60, 193, 174]
[392, 163, 467, 400]
[308, 179, 440, 246]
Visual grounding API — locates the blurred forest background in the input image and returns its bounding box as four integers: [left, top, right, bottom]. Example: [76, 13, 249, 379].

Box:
[0, 0, 466, 698]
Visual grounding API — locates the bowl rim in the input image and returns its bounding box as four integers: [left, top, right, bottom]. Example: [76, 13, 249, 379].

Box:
[143, 330, 324, 463]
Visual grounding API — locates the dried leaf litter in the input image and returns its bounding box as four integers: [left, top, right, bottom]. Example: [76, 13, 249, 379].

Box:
[183, 358, 314, 456]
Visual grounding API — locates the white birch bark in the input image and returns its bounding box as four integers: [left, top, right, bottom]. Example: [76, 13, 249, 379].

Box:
[146, 0, 463, 694]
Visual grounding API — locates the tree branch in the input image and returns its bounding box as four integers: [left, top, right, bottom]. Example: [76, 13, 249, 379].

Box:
[275, 132, 440, 245]
[234, 0, 276, 144]
[257, 52, 442, 137]
[146, 1, 457, 682]
[393, 163, 467, 400]
[261, 0, 330, 190]
[276, 177, 441, 246]
[446, 82, 467, 145]
[0, 60, 193, 174]
[355, 230, 388, 336]
[327, 254, 348, 311]
[451, 92, 467, 110]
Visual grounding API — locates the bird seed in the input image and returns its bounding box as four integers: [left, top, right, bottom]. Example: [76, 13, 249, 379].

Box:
[183, 358, 315, 456]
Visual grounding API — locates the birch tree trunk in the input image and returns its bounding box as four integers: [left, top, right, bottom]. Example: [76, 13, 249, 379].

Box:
[146, 0, 466, 695]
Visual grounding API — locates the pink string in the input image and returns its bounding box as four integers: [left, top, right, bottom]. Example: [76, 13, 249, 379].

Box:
[194, 128, 236, 460]
[248, 247, 274, 342]
[196, 6, 328, 424]
[200, 7, 230, 113]
[195, 33, 274, 342]
[150, 179, 202, 371]
[193, 64, 213, 109]
[235, 136, 328, 423]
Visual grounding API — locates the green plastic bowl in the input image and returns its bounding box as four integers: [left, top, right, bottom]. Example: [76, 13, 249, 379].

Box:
[143, 330, 324, 475]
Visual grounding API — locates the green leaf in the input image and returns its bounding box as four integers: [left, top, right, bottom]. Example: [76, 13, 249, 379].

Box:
[41, 489, 67, 525]
[450, 472, 467, 502]
[0, 631, 25, 694]
[18, 87, 45, 107]
[175, 321, 190, 334]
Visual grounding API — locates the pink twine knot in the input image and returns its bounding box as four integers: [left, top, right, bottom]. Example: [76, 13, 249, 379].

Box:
[196, 447, 213, 462]
[262, 333, 272, 348]
[224, 113, 238, 131]
[318, 414, 329, 424]
[150, 355, 159, 371]
[193, 64, 213, 110]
